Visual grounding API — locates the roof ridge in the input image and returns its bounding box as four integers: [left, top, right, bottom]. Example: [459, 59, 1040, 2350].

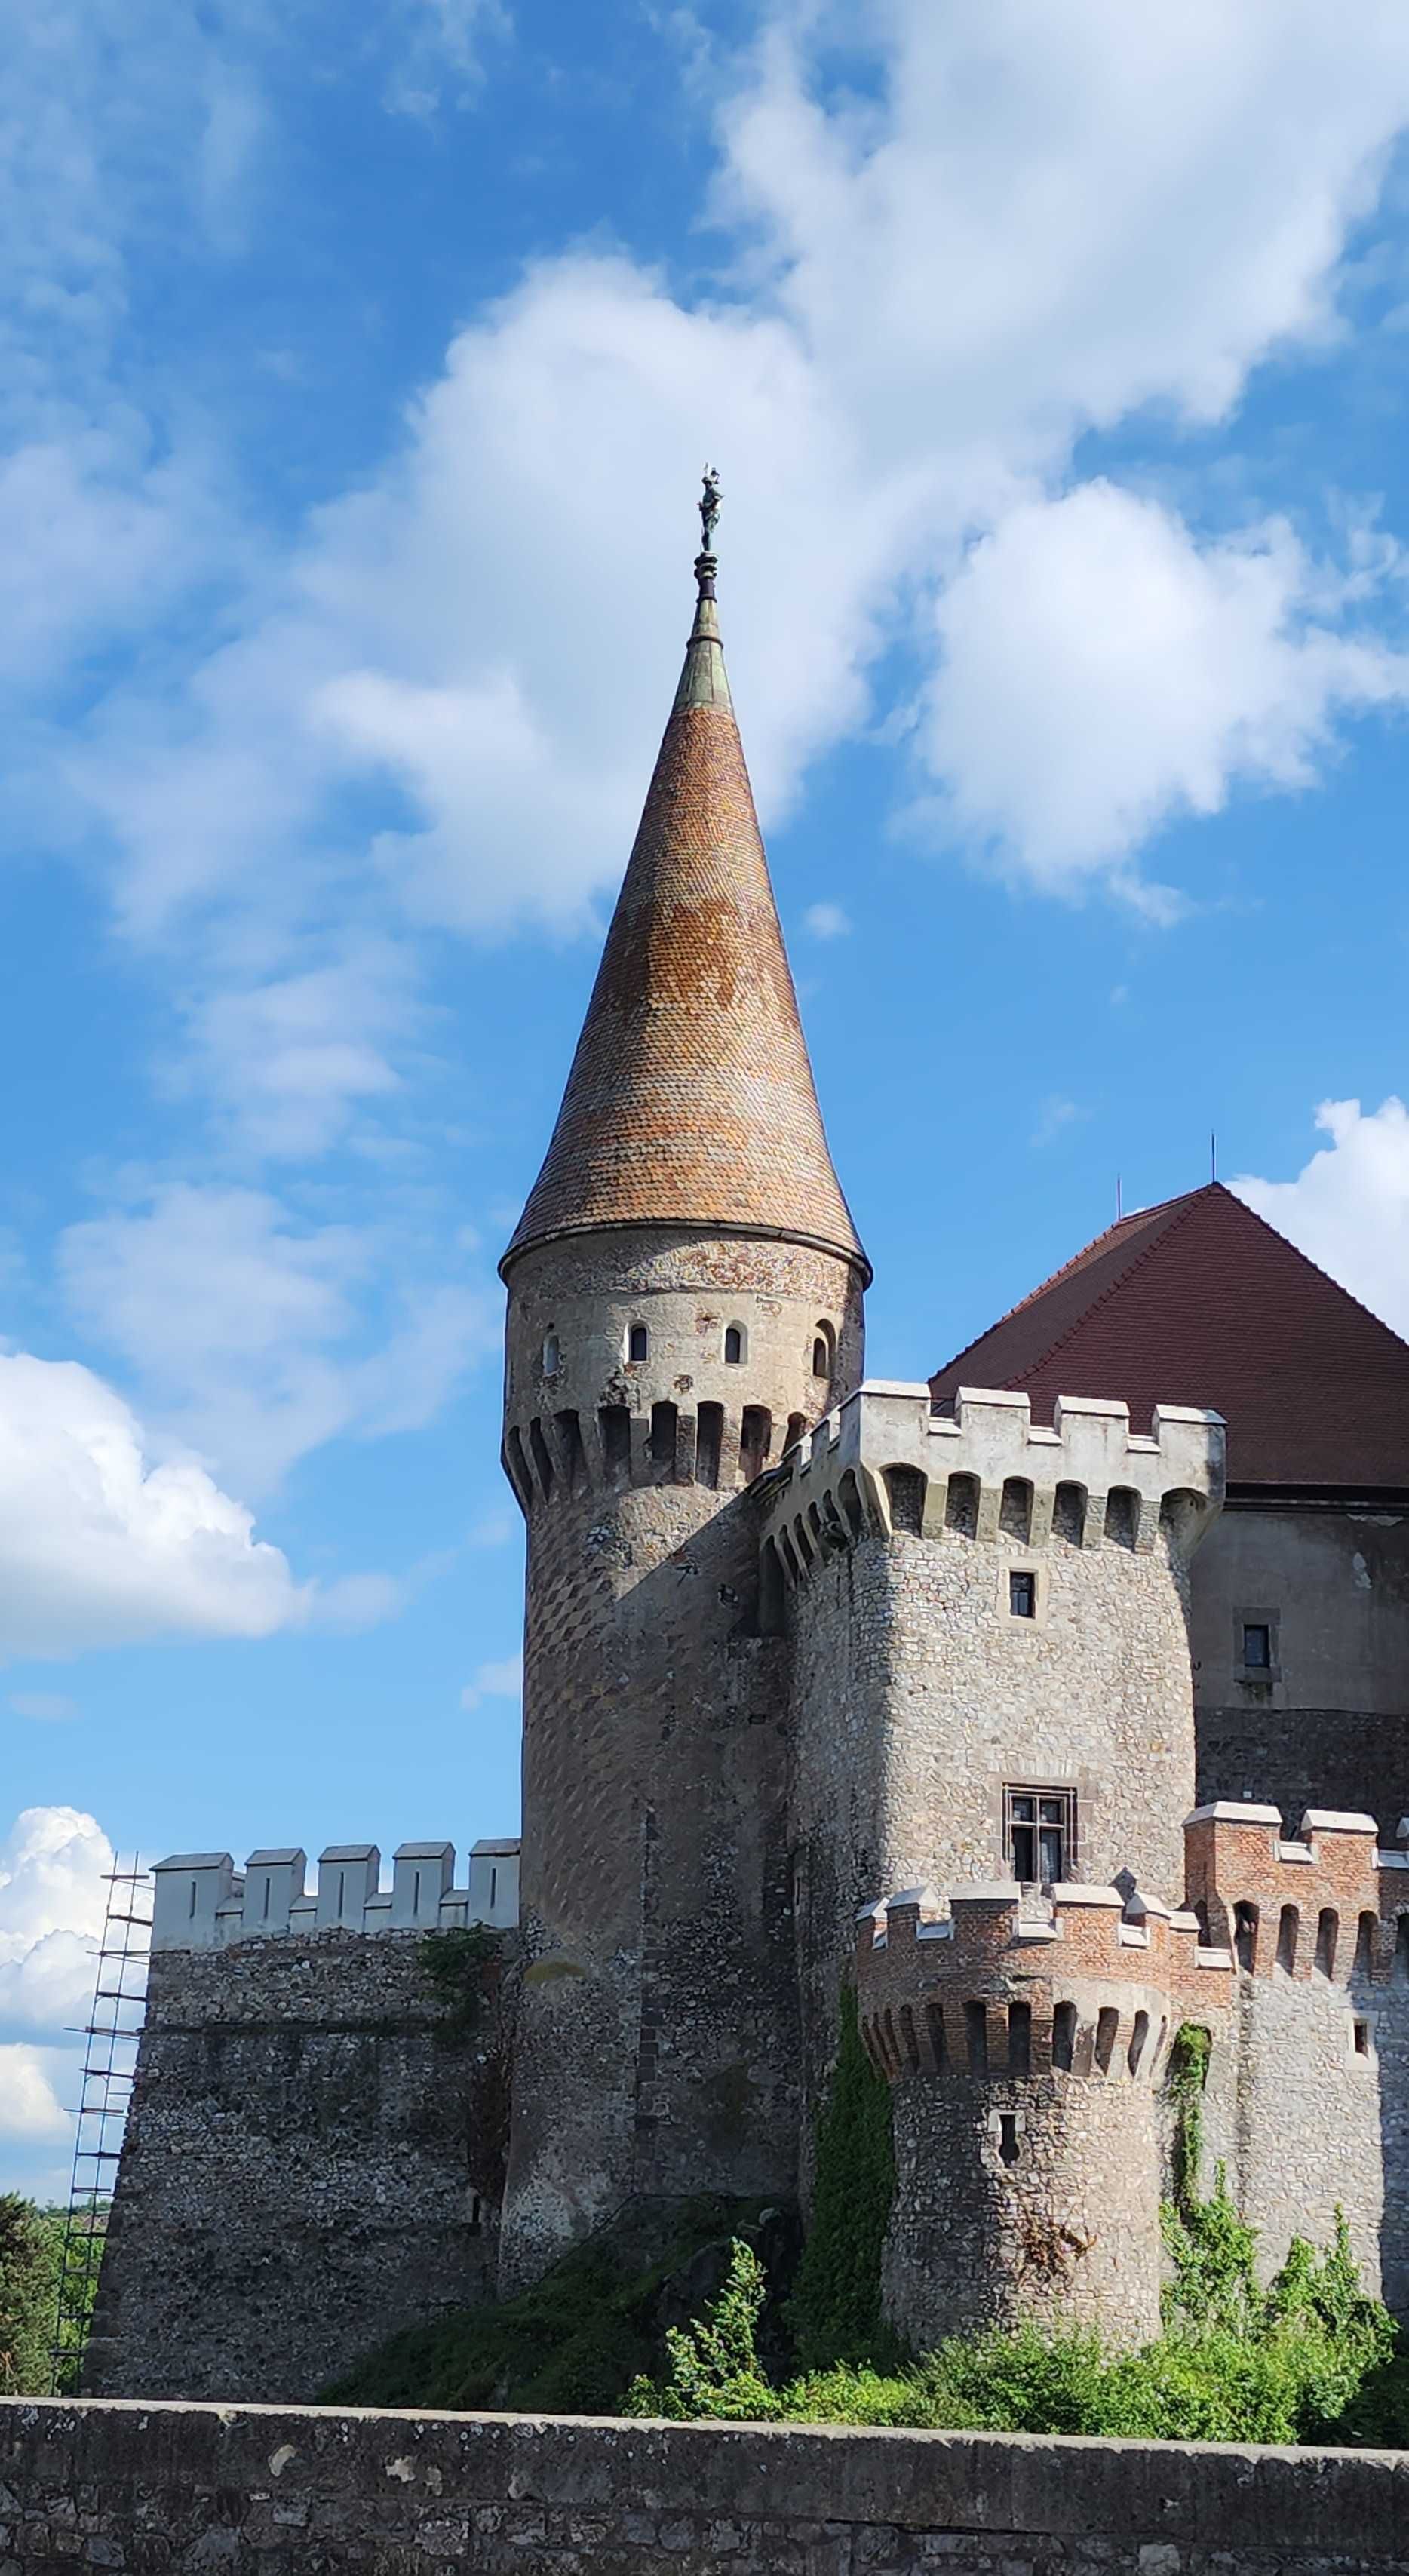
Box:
[984, 1189, 1212, 1403]
[1221, 1184, 1409, 1361]
[931, 1187, 1203, 1389]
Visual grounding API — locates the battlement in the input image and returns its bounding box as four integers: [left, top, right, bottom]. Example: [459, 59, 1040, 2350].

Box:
[151, 1836, 520, 1952]
[1183, 1801, 1409, 1982]
[762, 1382, 1223, 1582]
[854, 1878, 1232, 2090]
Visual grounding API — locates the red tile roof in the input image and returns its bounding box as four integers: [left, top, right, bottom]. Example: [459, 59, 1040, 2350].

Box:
[502, 582, 867, 1279]
[929, 1184, 1409, 1491]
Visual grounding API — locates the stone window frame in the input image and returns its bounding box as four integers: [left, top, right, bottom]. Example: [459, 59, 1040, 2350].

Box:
[1234, 1605, 1281, 1681]
[1350, 2011, 1377, 2068]
[996, 1558, 1049, 1628]
[1003, 1782, 1078, 1887]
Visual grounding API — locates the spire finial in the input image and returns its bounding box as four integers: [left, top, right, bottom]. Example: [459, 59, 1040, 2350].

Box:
[695, 464, 721, 601]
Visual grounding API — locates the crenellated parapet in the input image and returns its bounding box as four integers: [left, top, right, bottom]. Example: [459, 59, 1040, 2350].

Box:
[1183, 1801, 1409, 1982]
[855, 1878, 1232, 2094]
[761, 1381, 1224, 1589]
[151, 1836, 520, 1952]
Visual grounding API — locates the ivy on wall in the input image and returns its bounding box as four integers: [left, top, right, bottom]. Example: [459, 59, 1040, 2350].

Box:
[1165, 2021, 1212, 2217]
[787, 1985, 896, 2369]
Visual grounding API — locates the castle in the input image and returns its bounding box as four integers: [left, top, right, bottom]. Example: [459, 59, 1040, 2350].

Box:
[87, 484, 1409, 2399]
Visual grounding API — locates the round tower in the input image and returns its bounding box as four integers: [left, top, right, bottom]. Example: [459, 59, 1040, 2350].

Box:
[498, 479, 870, 2288]
[854, 1883, 1228, 2350]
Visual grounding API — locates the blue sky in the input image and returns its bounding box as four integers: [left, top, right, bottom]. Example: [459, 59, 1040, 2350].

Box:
[6, 0, 1409, 2191]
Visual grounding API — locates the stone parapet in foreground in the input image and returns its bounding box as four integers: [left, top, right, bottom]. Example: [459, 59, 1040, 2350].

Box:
[2, 2396, 1409, 2573]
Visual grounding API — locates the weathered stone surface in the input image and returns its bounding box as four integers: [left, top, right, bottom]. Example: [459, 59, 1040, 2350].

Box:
[4, 2400, 1409, 2574]
[85, 1934, 512, 2402]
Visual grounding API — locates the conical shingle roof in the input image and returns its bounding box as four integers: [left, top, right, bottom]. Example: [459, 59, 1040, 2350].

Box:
[502, 523, 867, 1279]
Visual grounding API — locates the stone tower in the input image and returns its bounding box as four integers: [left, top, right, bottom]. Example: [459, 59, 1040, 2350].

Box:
[498, 481, 870, 2289]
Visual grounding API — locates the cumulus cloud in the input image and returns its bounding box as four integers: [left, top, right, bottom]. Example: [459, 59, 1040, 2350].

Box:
[921, 485, 1409, 901]
[1235, 1098, 1409, 1341]
[49, 1, 1409, 969]
[461, 1651, 523, 1710]
[59, 1183, 491, 1491]
[0, 1810, 121, 2193]
[0, 1352, 329, 1654]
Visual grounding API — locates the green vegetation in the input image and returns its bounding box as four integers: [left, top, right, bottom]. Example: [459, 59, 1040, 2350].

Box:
[0, 2194, 104, 2396]
[626, 2192, 1404, 2446]
[319, 2197, 794, 2415]
[786, 1985, 896, 2369]
[417, 1925, 501, 2041]
[1166, 2019, 1213, 2215]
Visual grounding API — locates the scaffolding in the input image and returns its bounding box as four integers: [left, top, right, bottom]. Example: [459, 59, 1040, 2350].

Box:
[51, 1856, 152, 2392]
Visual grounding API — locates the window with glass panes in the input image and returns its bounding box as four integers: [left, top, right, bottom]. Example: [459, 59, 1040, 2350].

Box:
[1005, 1785, 1076, 1885]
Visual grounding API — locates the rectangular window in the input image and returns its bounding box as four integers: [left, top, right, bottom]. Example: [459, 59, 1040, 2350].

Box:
[1008, 1569, 1036, 1619]
[1242, 1621, 1272, 1669]
[1005, 1785, 1076, 1886]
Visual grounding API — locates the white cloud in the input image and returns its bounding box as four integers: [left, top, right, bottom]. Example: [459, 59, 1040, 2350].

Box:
[461, 1651, 522, 1710]
[803, 902, 851, 940]
[0, 2046, 72, 2146]
[8, 1694, 78, 1724]
[59, 1183, 491, 1491]
[921, 484, 1409, 901]
[1031, 1095, 1085, 1150]
[1234, 1098, 1409, 1341]
[0, 1807, 110, 2040]
[0, 1352, 328, 1654]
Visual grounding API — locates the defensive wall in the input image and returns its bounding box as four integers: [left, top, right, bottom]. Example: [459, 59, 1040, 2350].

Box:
[769, 1381, 1224, 2160]
[4, 2397, 1409, 2575]
[88, 1841, 518, 2404]
[858, 1803, 1409, 2344]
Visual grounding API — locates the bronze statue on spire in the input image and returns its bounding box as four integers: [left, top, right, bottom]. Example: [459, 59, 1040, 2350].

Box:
[699, 465, 721, 557]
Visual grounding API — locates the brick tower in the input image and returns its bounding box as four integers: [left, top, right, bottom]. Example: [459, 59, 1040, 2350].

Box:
[498, 476, 870, 2288]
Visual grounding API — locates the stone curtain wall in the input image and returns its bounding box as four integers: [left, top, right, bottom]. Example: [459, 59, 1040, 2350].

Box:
[5, 2400, 1409, 2575]
[86, 1933, 511, 2403]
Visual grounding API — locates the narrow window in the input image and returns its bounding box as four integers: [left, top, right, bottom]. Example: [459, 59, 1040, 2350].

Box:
[944, 1472, 979, 1537]
[187, 1878, 197, 1919]
[1315, 1909, 1339, 1979]
[554, 1408, 588, 1495]
[1008, 2000, 1031, 2078]
[468, 2194, 483, 2234]
[598, 1404, 632, 1485]
[1052, 2001, 1076, 2072]
[541, 1331, 560, 1375]
[1105, 1487, 1138, 1549]
[1355, 1911, 1378, 1979]
[696, 1401, 723, 1489]
[1052, 1481, 1086, 1544]
[899, 2006, 920, 2072]
[1276, 1904, 1299, 1977]
[1005, 1785, 1075, 1886]
[528, 1418, 555, 1500]
[724, 1324, 745, 1365]
[1008, 1569, 1036, 1620]
[1094, 2006, 1119, 2074]
[812, 1323, 834, 1381]
[999, 1478, 1033, 1543]
[925, 2001, 947, 2073]
[490, 1868, 497, 1910]
[997, 2112, 1020, 2167]
[883, 1464, 925, 1533]
[786, 1411, 806, 1451]
[649, 1400, 678, 1479]
[1355, 2019, 1371, 2058]
[1234, 1901, 1258, 1973]
[1242, 1622, 1272, 1670]
[628, 1322, 649, 1365]
[740, 1405, 772, 1481]
[1128, 2010, 1150, 2077]
[965, 2000, 989, 2077]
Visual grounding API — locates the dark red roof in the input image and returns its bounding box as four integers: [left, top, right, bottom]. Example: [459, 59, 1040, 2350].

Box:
[929, 1184, 1409, 1491]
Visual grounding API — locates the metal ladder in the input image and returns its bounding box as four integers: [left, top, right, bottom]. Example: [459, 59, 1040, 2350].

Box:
[50, 1856, 152, 2392]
